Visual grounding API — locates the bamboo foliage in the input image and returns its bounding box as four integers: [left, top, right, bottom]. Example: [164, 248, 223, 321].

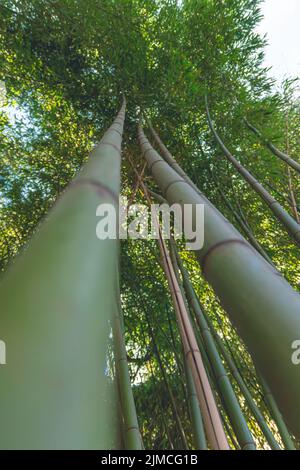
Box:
[138, 121, 300, 440]
[205, 96, 300, 247]
[0, 99, 126, 449]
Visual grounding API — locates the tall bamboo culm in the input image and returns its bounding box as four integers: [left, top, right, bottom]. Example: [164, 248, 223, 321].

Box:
[0, 99, 126, 449]
[244, 118, 300, 174]
[169, 240, 256, 450]
[138, 120, 300, 440]
[113, 294, 143, 450]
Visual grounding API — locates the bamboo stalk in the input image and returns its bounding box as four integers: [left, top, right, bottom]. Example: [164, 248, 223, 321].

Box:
[244, 118, 300, 174]
[212, 175, 275, 266]
[285, 115, 300, 224]
[184, 359, 207, 449]
[175, 251, 281, 449]
[205, 96, 300, 247]
[139, 181, 229, 450]
[168, 246, 208, 450]
[256, 372, 296, 450]
[113, 298, 143, 449]
[0, 99, 126, 449]
[138, 121, 300, 440]
[170, 241, 256, 450]
[150, 326, 189, 450]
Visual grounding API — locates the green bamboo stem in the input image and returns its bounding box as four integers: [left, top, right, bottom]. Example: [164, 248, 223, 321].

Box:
[0, 99, 126, 449]
[140, 318, 175, 450]
[147, 319, 189, 450]
[127, 281, 189, 449]
[177, 254, 294, 449]
[171, 242, 256, 450]
[184, 360, 207, 450]
[168, 246, 207, 449]
[113, 300, 143, 450]
[202, 309, 281, 449]
[244, 118, 300, 174]
[146, 117, 213, 206]
[205, 97, 300, 247]
[174, 252, 283, 449]
[170, 231, 237, 450]
[138, 122, 300, 439]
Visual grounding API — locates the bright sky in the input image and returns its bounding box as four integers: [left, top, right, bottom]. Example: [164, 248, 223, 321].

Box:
[258, 0, 300, 85]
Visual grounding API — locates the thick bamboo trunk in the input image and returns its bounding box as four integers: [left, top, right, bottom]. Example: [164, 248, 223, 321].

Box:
[138, 122, 300, 440]
[205, 97, 300, 247]
[0, 99, 126, 449]
[244, 118, 300, 174]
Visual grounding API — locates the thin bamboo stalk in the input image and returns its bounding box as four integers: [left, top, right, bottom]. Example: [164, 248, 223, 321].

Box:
[212, 176, 274, 266]
[151, 328, 189, 450]
[138, 121, 300, 439]
[244, 118, 300, 174]
[0, 99, 126, 449]
[141, 321, 177, 450]
[285, 116, 300, 224]
[257, 372, 296, 450]
[205, 97, 300, 247]
[168, 246, 208, 450]
[170, 241, 256, 450]
[184, 359, 207, 449]
[287, 167, 299, 223]
[113, 299, 143, 449]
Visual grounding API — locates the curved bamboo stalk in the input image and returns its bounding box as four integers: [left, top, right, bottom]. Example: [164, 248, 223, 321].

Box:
[138, 121, 300, 440]
[0, 98, 126, 449]
[205, 97, 300, 247]
[170, 241, 256, 450]
[244, 118, 300, 174]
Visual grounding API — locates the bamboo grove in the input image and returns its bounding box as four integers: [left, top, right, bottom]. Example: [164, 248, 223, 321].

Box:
[1, 0, 300, 450]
